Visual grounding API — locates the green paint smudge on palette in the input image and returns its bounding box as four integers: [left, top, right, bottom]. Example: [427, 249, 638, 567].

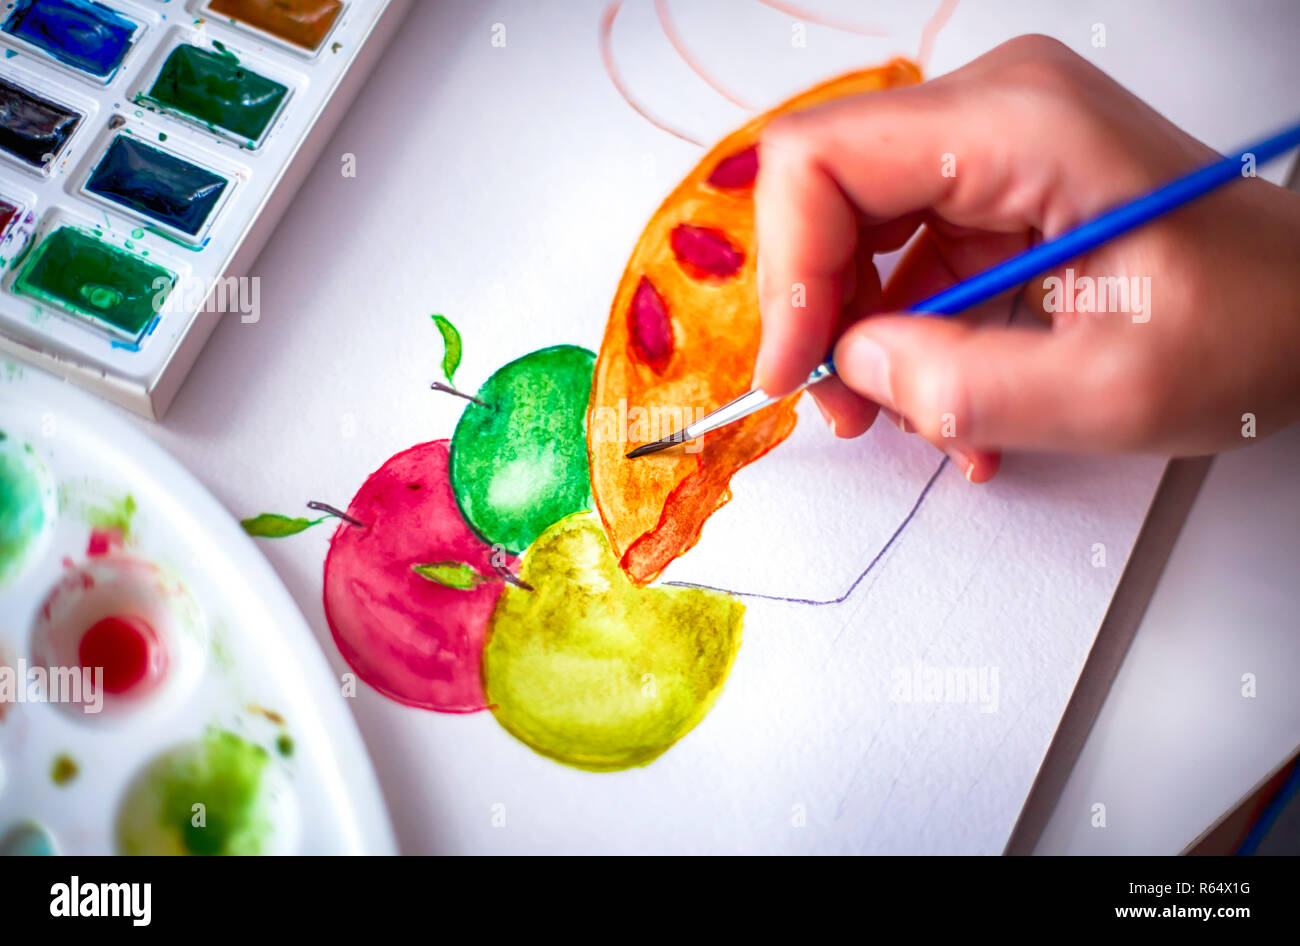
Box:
[275, 734, 294, 758]
[484, 515, 743, 771]
[0, 436, 52, 584]
[138, 44, 289, 144]
[13, 228, 172, 342]
[0, 435, 55, 585]
[116, 730, 273, 856]
[450, 345, 595, 553]
[86, 492, 135, 535]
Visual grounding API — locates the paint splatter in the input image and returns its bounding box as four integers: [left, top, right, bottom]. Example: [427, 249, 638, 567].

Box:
[85, 492, 135, 535]
[0, 436, 55, 585]
[484, 514, 742, 771]
[450, 345, 596, 553]
[248, 704, 285, 726]
[323, 440, 514, 713]
[116, 730, 273, 856]
[275, 734, 294, 758]
[588, 61, 923, 586]
[50, 754, 78, 785]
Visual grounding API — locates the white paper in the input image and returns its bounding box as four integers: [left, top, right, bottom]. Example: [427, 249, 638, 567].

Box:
[134, 0, 1293, 853]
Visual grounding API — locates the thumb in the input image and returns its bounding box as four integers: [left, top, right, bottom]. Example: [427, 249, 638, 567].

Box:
[832, 315, 1130, 452]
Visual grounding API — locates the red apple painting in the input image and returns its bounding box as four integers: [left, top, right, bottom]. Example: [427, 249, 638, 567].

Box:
[321, 440, 511, 714]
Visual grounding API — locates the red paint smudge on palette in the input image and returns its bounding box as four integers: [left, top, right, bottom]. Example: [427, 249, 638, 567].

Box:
[323, 440, 513, 713]
[78, 614, 166, 694]
[87, 527, 123, 556]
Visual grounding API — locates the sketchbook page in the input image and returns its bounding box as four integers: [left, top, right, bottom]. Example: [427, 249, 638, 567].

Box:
[138, 0, 1275, 853]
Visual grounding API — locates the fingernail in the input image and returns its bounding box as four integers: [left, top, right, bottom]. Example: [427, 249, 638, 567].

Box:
[946, 447, 977, 482]
[838, 334, 891, 404]
[814, 398, 838, 436]
[880, 408, 910, 433]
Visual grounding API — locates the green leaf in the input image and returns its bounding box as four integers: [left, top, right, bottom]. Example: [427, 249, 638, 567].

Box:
[241, 514, 323, 538]
[431, 314, 462, 384]
[411, 561, 490, 589]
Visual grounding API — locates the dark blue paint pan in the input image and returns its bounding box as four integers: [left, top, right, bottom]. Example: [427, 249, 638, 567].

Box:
[84, 134, 232, 242]
[3, 0, 144, 82]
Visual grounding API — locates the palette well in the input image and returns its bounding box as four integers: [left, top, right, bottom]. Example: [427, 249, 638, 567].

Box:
[0, 359, 394, 854]
[0, 0, 412, 419]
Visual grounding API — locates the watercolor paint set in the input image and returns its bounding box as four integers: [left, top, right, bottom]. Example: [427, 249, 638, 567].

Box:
[0, 358, 394, 854]
[0, 0, 411, 419]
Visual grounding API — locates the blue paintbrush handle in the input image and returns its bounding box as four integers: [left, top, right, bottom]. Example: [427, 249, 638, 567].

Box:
[819, 119, 1300, 378]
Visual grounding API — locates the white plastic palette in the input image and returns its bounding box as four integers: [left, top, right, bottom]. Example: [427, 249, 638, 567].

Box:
[0, 358, 395, 855]
[0, 0, 411, 419]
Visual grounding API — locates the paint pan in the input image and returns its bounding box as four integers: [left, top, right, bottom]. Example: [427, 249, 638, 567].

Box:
[137, 43, 290, 147]
[0, 198, 22, 242]
[2, 0, 144, 83]
[0, 77, 83, 174]
[83, 133, 232, 243]
[12, 226, 175, 343]
[206, 0, 345, 54]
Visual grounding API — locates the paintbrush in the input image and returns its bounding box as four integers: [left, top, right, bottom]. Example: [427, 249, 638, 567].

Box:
[626, 119, 1300, 459]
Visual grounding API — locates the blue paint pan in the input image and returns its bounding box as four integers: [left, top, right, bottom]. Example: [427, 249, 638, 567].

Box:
[85, 134, 230, 240]
[3, 0, 142, 81]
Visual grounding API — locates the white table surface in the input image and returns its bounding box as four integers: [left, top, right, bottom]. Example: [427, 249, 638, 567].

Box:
[122, 0, 1300, 854]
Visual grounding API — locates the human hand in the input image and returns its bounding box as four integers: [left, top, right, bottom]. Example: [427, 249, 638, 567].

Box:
[753, 34, 1300, 481]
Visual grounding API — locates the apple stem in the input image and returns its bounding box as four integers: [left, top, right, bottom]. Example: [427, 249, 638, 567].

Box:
[492, 561, 534, 591]
[430, 381, 489, 408]
[306, 501, 366, 528]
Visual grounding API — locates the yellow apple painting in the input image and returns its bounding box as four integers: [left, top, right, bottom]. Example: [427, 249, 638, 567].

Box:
[244, 58, 924, 771]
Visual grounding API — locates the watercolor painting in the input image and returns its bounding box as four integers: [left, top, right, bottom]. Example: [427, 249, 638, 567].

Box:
[240, 41, 958, 772]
